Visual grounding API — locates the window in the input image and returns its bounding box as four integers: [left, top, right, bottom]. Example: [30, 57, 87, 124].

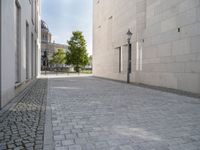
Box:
[15, 1, 21, 83]
[128, 44, 132, 73]
[26, 22, 29, 79]
[31, 0, 34, 24]
[35, 40, 37, 77]
[35, 0, 38, 32]
[119, 47, 123, 73]
[31, 33, 34, 78]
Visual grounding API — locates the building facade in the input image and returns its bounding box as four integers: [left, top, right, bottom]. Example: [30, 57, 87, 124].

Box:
[41, 20, 68, 67]
[0, 0, 41, 108]
[93, 0, 200, 94]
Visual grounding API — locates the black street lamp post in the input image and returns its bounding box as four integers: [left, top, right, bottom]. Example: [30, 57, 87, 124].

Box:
[127, 29, 133, 83]
[44, 50, 48, 75]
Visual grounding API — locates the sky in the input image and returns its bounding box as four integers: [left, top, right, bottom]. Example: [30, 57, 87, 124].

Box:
[41, 0, 93, 55]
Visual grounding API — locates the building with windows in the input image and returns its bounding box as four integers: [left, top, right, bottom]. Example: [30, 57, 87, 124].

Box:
[93, 0, 200, 94]
[0, 0, 41, 108]
[41, 20, 68, 68]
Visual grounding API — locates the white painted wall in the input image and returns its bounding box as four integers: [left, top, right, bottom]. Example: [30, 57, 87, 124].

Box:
[1, 0, 16, 105]
[93, 0, 200, 94]
[0, 0, 40, 107]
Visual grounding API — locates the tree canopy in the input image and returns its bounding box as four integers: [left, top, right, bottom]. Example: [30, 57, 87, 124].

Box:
[50, 49, 66, 65]
[88, 55, 92, 66]
[67, 31, 89, 72]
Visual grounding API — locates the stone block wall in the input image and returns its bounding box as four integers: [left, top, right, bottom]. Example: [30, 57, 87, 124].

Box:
[93, 0, 200, 94]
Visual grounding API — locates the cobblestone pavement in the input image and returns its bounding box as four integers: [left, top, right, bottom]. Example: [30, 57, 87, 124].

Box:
[0, 79, 47, 150]
[47, 77, 200, 150]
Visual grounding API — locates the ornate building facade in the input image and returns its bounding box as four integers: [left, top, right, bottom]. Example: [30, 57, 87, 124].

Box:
[41, 20, 68, 68]
[93, 0, 200, 94]
[0, 0, 41, 108]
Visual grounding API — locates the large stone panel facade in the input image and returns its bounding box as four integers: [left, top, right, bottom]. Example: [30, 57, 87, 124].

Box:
[93, 0, 200, 94]
[0, 0, 41, 108]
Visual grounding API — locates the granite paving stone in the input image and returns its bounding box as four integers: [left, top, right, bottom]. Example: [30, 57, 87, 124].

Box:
[47, 77, 200, 150]
[0, 79, 47, 150]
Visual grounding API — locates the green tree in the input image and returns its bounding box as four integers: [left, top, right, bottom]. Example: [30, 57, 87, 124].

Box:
[88, 55, 92, 66]
[65, 51, 71, 65]
[67, 31, 89, 72]
[50, 49, 66, 65]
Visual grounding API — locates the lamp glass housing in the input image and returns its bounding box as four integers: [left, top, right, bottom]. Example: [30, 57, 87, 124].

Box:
[127, 29, 133, 42]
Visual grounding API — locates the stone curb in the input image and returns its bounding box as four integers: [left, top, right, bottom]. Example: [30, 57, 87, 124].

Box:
[93, 76, 200, 99]
[44, 78, 54, 150]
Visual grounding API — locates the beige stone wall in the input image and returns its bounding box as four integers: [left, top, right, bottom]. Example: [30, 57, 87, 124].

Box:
[93, 0, 200, 94]
[41, 29, 51, 43]
[93, 0, 137, 81]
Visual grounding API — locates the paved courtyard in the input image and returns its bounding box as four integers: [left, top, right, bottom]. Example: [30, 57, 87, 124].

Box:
[0, 77, 200, 150]
[46, 77, 200, 150]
